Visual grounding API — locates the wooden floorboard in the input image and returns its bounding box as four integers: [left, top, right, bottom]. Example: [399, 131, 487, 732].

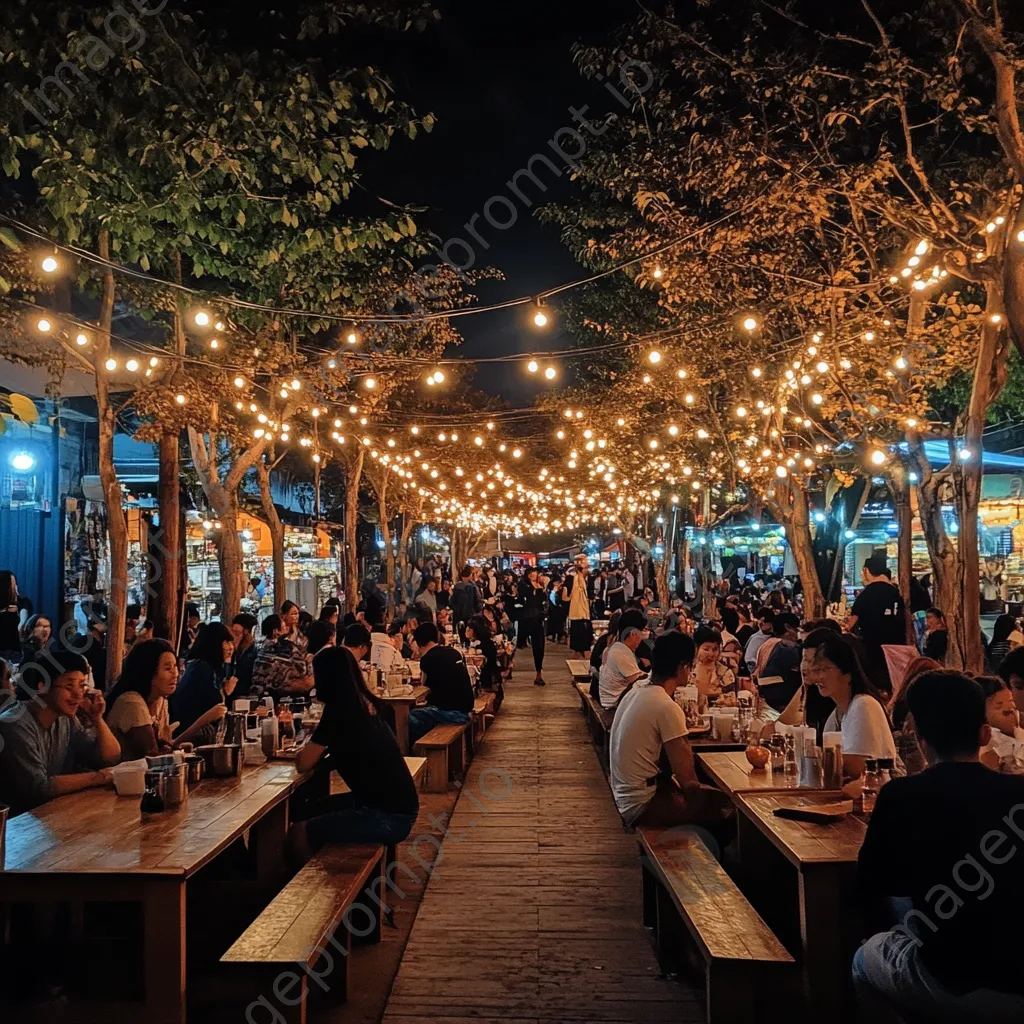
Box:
[381, 645, 704, 1023]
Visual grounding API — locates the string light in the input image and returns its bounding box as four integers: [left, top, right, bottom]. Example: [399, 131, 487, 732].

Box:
[742, 316, 758, 332]
[194, 311, 210, 326]
[41, 256, 58, 273]
[37, 318, 51, 332]
[527, 360, 539, 373]
[75, 333, 88, 346]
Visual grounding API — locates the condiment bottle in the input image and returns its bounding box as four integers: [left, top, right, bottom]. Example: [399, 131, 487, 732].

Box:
[140, 770, 166, 818]
[278, 699, 295, 745]
[783, 733, 798, 775]
[861, 758, 881, 815]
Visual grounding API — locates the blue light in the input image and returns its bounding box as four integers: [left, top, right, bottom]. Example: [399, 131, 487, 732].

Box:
[813, 512, 826, 523]
[844, 529, 856, 540]
[750, 522, 760, 531]
[949, 520, 960, 535]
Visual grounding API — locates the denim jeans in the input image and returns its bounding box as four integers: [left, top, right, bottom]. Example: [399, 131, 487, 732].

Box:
[852, 930, 1024, 1023]
[302, 793, 416, 849]
[408, 706, 470, 745]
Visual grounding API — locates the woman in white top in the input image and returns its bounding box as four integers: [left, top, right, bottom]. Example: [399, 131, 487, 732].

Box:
[105, 638, 179, 761]
[801, 627, 900, 778]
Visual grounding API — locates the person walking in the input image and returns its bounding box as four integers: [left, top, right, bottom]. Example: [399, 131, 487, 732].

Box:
[517, 568, 548, 686]
[565, 557, 593, 656]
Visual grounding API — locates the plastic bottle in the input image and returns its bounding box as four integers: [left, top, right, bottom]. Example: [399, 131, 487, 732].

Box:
[783, 733, 798, 775]
[861, 758, 881, 814]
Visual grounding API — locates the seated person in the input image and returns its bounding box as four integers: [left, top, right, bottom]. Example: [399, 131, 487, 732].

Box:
[921, 607, 948, 663]
[997, 646, 1024, 717]
[370, 621, 402, 673]
[466, 615, 503, 710]
[608, 632, 731, 856]
[0, 649, 119, 814]
[589, 610, 622, 699]
[229, 613, 259, 696]
[289, 646, 418, 861]
[409, 622, 474, 745]
[756, 612, 803, 710]
[690, 626, 738, 704]
[392, 618, 413, 660]
[854, 670, 1024, 1020]
[598, 610, 648, 709]
[105, 639, 180, 760]
[976, 675, 1024, 774]
[342, 622, 371, 665]
[251, 615, 313, 700]
[169, 622, 236, 744]
[304, 620, 336, 657]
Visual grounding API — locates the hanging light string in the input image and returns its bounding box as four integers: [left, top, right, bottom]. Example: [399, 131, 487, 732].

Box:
[0, 203, 765, 325]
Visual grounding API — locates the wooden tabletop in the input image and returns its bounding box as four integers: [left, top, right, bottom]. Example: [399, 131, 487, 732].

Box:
[735, 791, 867, 867]
[697, 750, 839, 796]
[333, 756, 427, 795]
[1, 761, 302, 879]
[380, 684, 430, 706]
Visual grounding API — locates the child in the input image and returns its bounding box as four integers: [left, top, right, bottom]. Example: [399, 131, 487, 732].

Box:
[977, 675, 1024, 774]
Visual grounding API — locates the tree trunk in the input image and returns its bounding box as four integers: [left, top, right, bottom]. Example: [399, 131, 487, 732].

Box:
[151, 430, 181, 642]
[94, 232, 127, 686]
[890, 473, 916, 645]
[256, 457, 286, 610]
[377, 485, 396, 612]
[953, 289, 1009, 673]
[778, 480, 826, 620]
[218, 498, 246, 620]
[342, 449, 364, 613]
[398, 512, 417, 602]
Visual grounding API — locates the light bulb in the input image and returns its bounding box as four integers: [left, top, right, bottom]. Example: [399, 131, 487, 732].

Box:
[75, 333, 88, 346]
[194, 311, 209, 326]
[347, 331, 358, 344]
[915, 240, 929, 256]
[37, 318, 51, 333]
[743, 316, 758, 331]
[434, 369, 446, 383]
[175, 394, 186, 405]
[652, 267, 663, 279]
[104, 358, 117, 371]
[234, 377, 244, 388]
[41, 256, 58, 273]
[751, 367, 762, 378]
[527, 360, 539, 373]
[290, 379, 301, 390]
[816, 361, 828, 373]
[811, 393, 823, 405]
[533, 309, 548, 328]
[648, 350, 662, 364]
[544, 366, 556, 380]
[871, 449, 886, 466]
[125, 359, 139, 372]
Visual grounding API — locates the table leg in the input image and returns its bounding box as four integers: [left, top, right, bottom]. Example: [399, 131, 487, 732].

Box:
[252, 798, 290, 889]
[142, 879, 186, 1024]
[799, 864, 853, 1021]
[393, 704, 410, 755]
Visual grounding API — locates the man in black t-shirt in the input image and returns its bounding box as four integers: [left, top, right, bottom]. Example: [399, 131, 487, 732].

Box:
[854, 671, 1024, 1020]
[409, 622, 473, 745]
[845, 555, 907, 688]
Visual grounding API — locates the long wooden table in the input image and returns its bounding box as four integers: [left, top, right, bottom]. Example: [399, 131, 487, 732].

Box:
[696, 750, 839, 797]
[0, 754, 427, 1023]
[734, 791, 867, 1021]
[382, 684, 430, 754]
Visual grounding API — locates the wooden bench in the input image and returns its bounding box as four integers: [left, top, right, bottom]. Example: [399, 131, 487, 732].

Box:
[221, 843, 386, 1024]
[470, 696, 490, 748]
[414, 723, 468, 792]
[575, 682, 614, 775]
[566, 658, 591, 683]
[638, 828, 794, 1023]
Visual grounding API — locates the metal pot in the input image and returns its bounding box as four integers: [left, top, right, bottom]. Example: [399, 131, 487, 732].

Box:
[196, 744, 243, 778]
[183, 754, 205, 785]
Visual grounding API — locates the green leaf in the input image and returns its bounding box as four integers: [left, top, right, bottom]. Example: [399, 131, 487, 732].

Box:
[0, 228, 21, 252]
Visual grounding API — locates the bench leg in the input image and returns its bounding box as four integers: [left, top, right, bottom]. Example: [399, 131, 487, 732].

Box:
[357, 853, 386, 945]
[452, 734, 466, 776]
[421, 747, 449, 793]
[640, 860, 658, 931]
[706, 962, 756, 1023]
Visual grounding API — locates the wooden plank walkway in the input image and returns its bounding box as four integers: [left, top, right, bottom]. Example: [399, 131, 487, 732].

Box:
[381, 648, 704, 1024]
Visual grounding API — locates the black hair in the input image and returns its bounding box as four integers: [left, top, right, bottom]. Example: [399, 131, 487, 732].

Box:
[126, 603, 142, 621]
[280, 600, 298, 617]
[801, 628, 889, 708]
[342, 623, 371, 650]
[298, 610, 314, 633]
[692, 625, 721, 649]
[0, 571, 17, 609]
[801, 618, 841, 635]
[20, 647, 90, 691]
[907, 671, 986, 760]
[249, 577, 262, 588]
[184, 602, 200, 621]
[720, 607, 739, 633]
[998, 646, 1024, 687]
[387, 619, 405, 637]
[618, 609, 647, 636]
[188, 622, 234, 668]
[20, 613, 51, 642]
[137, 618, 153, 632]
[975, 674, 1010, 700]
[413, 621, 440, 647]
[261, 613, 282, 639]
[650, 631, 696, 680]
[758, 608, 776, 626]
[305, 620, 335, 656]
[864, 554, 891, 579]
[106, 639, 176, 709]
[773, 612, 800, 637]
[466, 615, 492, 641]
[925, 607, 945, 621]
[319, 605, 339, 623]
[232, 613, 258, 632]
[312, 645, 385, 722]
[990, 614, 1017, 647]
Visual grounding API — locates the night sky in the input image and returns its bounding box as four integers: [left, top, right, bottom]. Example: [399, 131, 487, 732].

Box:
[365, 0, 629, 397]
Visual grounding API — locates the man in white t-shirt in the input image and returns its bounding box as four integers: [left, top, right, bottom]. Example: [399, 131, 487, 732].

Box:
[610, 632, 727, 848]
[598, 622, 646, 709]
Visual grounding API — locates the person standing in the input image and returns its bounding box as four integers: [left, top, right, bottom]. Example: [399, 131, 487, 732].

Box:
[517, 568, 548, 686]
[414, 578, 438, 623]
[622, 566, 635, 602]
[565, 558, 593, 656]
[451, 566, 482, 630]
[0, 571, 22, 660]
[844, 555, 908, 690]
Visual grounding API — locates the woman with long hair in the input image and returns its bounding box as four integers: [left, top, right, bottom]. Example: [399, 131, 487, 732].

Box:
[169, 622, 236, 744]
[466, 614, 503, 709]
[801, 628, 901, 778]
[890, 656, 943, 776]
[986, 614, 1018, 674]
[280, 600, 301, 643]
[19, 614, 52, 664]
[289, 646, 419, 861]
[0, 570, 21, 657]
[105, 639, 180, 759]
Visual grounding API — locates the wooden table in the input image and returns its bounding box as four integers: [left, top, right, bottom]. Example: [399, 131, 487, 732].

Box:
[381, 684, 430, 754]
[566, 659, 591, 682]
[333, 755, 427, 794]
[734, 791, 867, 1021]
[0, 761, 305, 1024]
[696, 750, 839, 798]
